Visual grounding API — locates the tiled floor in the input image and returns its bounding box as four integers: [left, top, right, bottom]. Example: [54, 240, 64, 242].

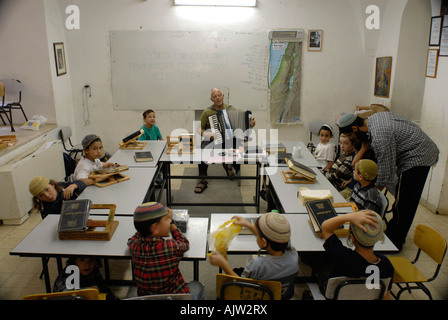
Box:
[0, 164, 447, 300]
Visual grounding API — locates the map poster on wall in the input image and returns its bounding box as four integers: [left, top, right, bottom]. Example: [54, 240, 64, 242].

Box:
[374, 56, 392, 98]
[269, 41, 303, 124]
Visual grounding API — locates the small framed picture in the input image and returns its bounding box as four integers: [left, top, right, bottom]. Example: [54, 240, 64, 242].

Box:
[53, 42, 67, 76]
[308, 30, 323, 52]
[425, 49, 439, 78]
[429, 16, 442, 46]
[374, 56, 392, 98]
[440, 27, 448, 56]
[442, 0, 448, 15]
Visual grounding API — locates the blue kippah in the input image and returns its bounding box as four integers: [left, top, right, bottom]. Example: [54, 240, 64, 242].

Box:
[337, 113, 357, 128]
[82, 134, 101, 149]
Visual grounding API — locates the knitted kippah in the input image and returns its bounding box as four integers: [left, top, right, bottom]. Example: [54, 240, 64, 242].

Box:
[337, 113, 357, 129]
[29, 176, 50, 197]
[134, 202, 168, 222]
[357, 159, 378, 181]
[258, 212, 291, 244]
[351, 212, 384, 247]
[82, 134, 101, 149]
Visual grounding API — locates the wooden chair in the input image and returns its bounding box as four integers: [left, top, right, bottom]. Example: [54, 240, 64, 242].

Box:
[388, 224, 447, 300]
[216, 273, 281, 300]
[23, 288, 105, 300]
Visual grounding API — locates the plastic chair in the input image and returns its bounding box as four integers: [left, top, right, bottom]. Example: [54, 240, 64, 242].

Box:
[0, 79, 27, 132]
[216, 273, 281, 300]
[307, 277, 390, 300]
[23, 288, 105, 300]
[388, 224, 447, 300]
[60, 126, 83, 159]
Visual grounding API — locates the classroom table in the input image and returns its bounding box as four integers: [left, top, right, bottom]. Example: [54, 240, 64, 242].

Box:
[159, 145, 267, 211]
[264, 166, 353, 214]
[77, 167, 157, 215]
[10, 215, 209, 293]
[108, 140, 167, 168]
[209, 213, 398, 254]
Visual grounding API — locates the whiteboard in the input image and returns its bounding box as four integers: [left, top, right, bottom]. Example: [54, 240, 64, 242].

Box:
[110, 30, 269, 111]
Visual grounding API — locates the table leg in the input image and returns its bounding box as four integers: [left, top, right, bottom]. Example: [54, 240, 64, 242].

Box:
[41, 257, 51, 293]
[193, 261, 199, 281]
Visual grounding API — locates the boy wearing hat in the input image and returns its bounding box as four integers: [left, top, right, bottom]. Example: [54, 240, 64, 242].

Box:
[29, 176, 86, 218]
[127, 202, 205, 299]
[320, 210, 394, 299]
[73, 134, 116, 186]
[350, 159, 382, 214]
[208, 212, 299, 300]
[337, 112, 439, 251]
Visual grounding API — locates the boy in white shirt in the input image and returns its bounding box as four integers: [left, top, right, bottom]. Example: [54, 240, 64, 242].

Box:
[314, 124, 336, 171]
[74, 134, 116, 186]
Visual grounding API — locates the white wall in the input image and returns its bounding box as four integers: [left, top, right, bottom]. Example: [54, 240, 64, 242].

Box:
[0, 0, 56, 124]
[54, 0, 376, 153]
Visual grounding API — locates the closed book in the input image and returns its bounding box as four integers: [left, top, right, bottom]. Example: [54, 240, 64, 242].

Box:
[58, 199, 91, 232]
[286, 158, 316, 180]
[134, 151, 153, 162]
[264, 143, 286, 153]
[305, 199, 338, 233]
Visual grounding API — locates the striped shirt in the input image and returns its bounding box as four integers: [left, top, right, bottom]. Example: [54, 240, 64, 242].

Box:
[127, 229, 189, 296]
[350, 182, 382, 213]
[367, 112, 439, 188]
[324, 151, 356, 191]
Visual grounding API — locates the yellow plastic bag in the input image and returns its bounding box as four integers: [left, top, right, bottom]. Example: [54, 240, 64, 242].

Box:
[208, 219, 242, 259]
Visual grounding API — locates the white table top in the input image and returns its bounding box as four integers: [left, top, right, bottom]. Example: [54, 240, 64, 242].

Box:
[10, 215, 209, 260]
[209, 213, 397, 253]
[109, 140, 167, 168]
[77, 167, 157, 215]
[262, 140, 319, 167]
[265, 166, 351, 214]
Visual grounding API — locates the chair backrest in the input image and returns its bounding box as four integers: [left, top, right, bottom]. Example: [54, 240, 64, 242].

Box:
[414, 224, 447, 265]
[125, 293, 192, 300]
[325, 276, 390, 300]
[23, 288, 104, 300]
[1, 79, 22, 102]
[378, 190, 388, 217]
[60, 126, 73, 141]
[0, 82, 4, 97]
[216, 274, 282, 300]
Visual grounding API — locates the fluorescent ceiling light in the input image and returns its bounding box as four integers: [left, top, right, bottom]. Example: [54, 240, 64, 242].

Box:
[174, 0, 257, 7]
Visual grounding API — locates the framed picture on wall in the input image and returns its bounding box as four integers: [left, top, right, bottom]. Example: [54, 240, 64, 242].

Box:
[374, 56, 392, 98]
[429, 16, 442, 46]
[53, 42, 67, 76]
[307, 30, 323, 52]
[425, 49, 439, 78]
[439, 28, 448, 56]
[441, 0, 448, 15]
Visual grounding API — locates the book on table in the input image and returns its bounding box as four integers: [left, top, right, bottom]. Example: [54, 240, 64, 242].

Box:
[134, 151, 153, 162]
[58, 199, 91, 232]
[286, 158, 316, 180]
[305, 199, 346, 236]
[263, 142, 286, 153]
[276, 152, 293, 164]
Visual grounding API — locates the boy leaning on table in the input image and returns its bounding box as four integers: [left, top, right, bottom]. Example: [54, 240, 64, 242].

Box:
[127, 202, 205, 299]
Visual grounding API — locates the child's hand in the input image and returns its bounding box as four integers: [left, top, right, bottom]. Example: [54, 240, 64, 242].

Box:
[231, 216, 250, 228]
[208, 251, 226, 267]
[62, 184, 77, 200]
[350, 210, 378, 232]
